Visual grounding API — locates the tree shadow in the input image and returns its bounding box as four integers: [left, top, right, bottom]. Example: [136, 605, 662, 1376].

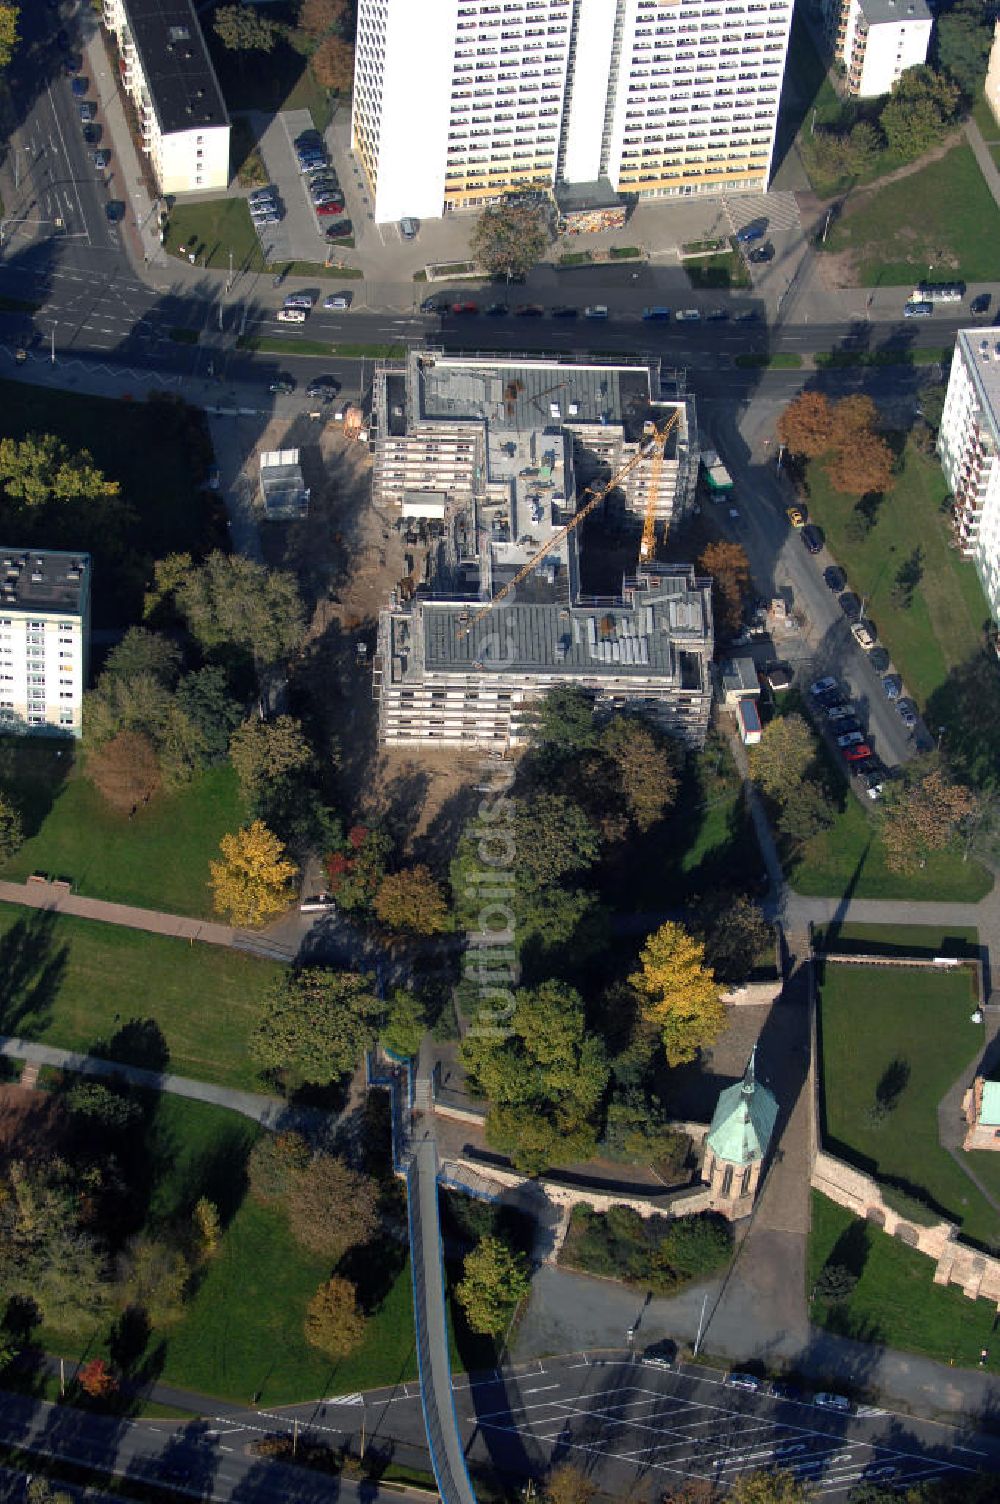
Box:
[89, 1017, 170, 1073]
[873, 1056, 911, 1118]
[0, 735, 74, 841]
[0, 909, 67, 1037]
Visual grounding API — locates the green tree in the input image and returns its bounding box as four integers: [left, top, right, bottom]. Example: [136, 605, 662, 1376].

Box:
[602, 1091, 690, 1176]
[0, 791, 22, 862]
[374, 865, 452, 934]
[171, 551, 305, 667]
[471, 202, 550, 281]
[286, 1153, 379, 1258]
[599, 715, 679, 832]
[66, 1081, 141, 1135]
[694, 892, 772, 986]
[0, 1163, 111, 1330]
[26, 1481, 73, 1504]
[629, 921, 726, 1066]
[456, 1235, 531, 1336]
[175, 666, 244, 763]
[880, 65, 961, 159]
[749, 714, 816, 800]
[728, 1469, 815, 1504]
[0, 433, 119, 509]
[324, 825, 393, 913]
[935, 0, 994, 98]
[192, 1197, 221, 1260]
[380, 988, 427, 1058]
[813, 1262, 858, 1304]
[213, 3, 277, 51]
[776, 779, 835, 848]
[249, 968, 381, 1085]
[513, 792, 601, 887]
[526, 684, 599, 757]
[229, 714, 314, 799]
[0, 5, 18, 70]
[102, 628, 180, 687]
[117, 1237, 190, 1326]
[247, 1130, 311, 1203]
[304, 1276, 366, 1358]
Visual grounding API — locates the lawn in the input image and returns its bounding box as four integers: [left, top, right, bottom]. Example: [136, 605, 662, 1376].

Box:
[0, 902, 281, 1090]
[823, 144, 1000, 285]
[0, 383, 223, 628]
[809, 1191, 1000, 1370]
[817, 960, 1000, 1248]
[2, 750, 249, 918]
[164, 198, 268, 276]
[811, 922, 980, 958]
[803, 442, 990, 709]
[684, 251, 750, 290]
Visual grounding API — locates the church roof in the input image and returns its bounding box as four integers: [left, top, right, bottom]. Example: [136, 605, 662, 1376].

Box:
[981, 1081, 1000, 1125]
[706, 1049, 778, 1167]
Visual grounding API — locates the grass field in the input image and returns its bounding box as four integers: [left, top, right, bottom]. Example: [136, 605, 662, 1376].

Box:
[804, 442, 990, 708]
[824, 145, 1000, 286]
[809, 1192, 1000, 1369]
[0, 903, 281, 1089]
[811, 922, 980, 958]
[734, 353, 802, 369]
[684, 252, 751, 290]
[817, 961, 1000, 1248]
[2, 751, 249, 918]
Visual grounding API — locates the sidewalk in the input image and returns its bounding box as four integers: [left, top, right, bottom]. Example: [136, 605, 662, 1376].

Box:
[965, 117, 1000, 214]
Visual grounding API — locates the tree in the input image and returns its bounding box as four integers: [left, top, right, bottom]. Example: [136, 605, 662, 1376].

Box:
[728, 1469, 815, 1504]
[456, 1235, 531, 1336]
[374, 864, 452, 934]
[602, 1090, 690, 1176]
[936, 0, 993, 98]
[748, 714, 816, 800]
[694, 892, 772, 986]
[26, 1482, 73, 1504]
[471, 202, 550, 282]
[513, 792, 601, 887]
[175, 667, 243, 764]
[324, 825, 392, 912]
[213, 3, 277, 51]
[304, 1276, 366, 1358]
[286, 1153, 379, 1258]
[881, 766, 977, 873]
[599, 715, 679, 832]
[879, 65, 961, 160]
[117, 1237, 189, 1326]
[249, 968, 381, 1084]
[247, 1130, 311, 1203]
[776, 391, 833, 458]
[927, 650, 1000, 792]
[171, 551, 305, 667]
[78, 1357, 118, 1399]
[698, 539, 752, 637]
[776, 778, 834, 848]
[229, 714, 314, 800]
[0, 792, 22, 861]
[0, 433, 119, 509]
[0, 6, 18, 70]
[813, 1262, 858, 1304]
[311, 34, 355, 90]
[544, 1465, 595, 1504]
[192, 1197, 221, 1260]
[0, 1163, 111, 1330]
[87, 730, 162, 814]
[299, 0, 349, 38]
[210, 820, 297, 926]
[825, 428, 894, 497]
[102, 628, 180, 688]
[804, 120, 881, 184]
[380, 989, 427, 1058]
[66, 1082, 140, 1136]
[526, 684, 599, 758]
[629, 921, 726, 1066]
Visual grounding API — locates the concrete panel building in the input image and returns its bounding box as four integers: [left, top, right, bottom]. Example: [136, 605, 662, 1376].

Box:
[352, 0, 795, 223]
[822, 0, 932, 98]
[0, 549, 90, 738]
[938, 330, 1000, 624]
[371, 350, 713, 750]
[987, 20, 1000, 128]
[103, 0, 230, 194]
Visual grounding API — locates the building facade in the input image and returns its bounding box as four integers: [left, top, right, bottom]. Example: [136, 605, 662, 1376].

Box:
[938, 330, 1000, 625]
[0, 550, 90, 738]
[103, 0, 229, 194]
[352, 0, 795, 223]
[986, 20, 1000, 128]
[822, 0, 931, 98]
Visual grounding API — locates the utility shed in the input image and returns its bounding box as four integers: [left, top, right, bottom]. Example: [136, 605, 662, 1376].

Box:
[720, 656, 760, 704]
[260, 449, 309, 520]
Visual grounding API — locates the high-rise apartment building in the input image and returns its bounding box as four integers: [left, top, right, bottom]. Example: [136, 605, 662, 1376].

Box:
[352, 0, 795, 223]
[821, 0, 931, 99]
[938, 331, 1000, 625]
[0, 549, 91, 738]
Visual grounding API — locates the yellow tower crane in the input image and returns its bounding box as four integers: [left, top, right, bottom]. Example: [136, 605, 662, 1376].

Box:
[456, 415, 676, 638]
[639, 406, 682, 565]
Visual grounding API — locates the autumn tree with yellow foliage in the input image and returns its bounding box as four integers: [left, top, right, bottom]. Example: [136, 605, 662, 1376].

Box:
[209, 819, 296, 926]
[629, 921, 726, 1066]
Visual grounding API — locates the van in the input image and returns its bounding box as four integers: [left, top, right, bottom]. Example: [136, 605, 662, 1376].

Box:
[642, 306, 670, 321]
[276, 308, 307, 324]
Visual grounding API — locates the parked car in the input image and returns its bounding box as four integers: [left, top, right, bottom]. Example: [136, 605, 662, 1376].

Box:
[971, 293, 992, 317]
[105, 200, 125, 222]
[870, 647, 890, 673]
[420, 297, 443, 313]
[550, 305, 578, 318]
[311, 191, 344, 208]
[325, 220, 353, 240]
[843, 744, 872, 763]
[297, 153, 326, 173]
[78, 101, 96, 123]
[675, 308, 701, 321]
[826, 705, 856, 723]
[881, 674, 902, 701]
[836, 731, 865, 748]
[786, 506, 805, 528]
[642, 306, 671, 321]
[839, 592, 862, 621]
[515, 304, 545, 317]
[249, 186, 278, 203]
[81, 124, 100, 145]
[315, 202, 345, 217]
[897, 699, 919, 730]
[323, 293, 351, 310]
[268, 375, 296, 393]
[706, 307, 729, 321]
[809, 676, 839, 698]
[306, 375, 340, 399]
[642, 1339, 677, 1367]
[851, 621, 876, 651]
[71, 76, 88, 97]
[484, 302, 508, 316]
[725, 1372, 761, 1392]
[832, 719, 862, 738]
[92, 148, 111, 168]
[903, 300, 934, 319]
[736, 220, 767, 244]
[824, 565, 846, 592]
[276, 308, 307, 324]
[399, 216, 419, 239]
[748, 244, 775, 264]
[861, 768, 885, 800]
[802, 524, 823, 555]
[814, 1392, 851, 1413]
[768, 1381, 804, 1403]
[584, 304, 609, 319]
[735, 309, 760, 321]
[451, 302, 478, 314]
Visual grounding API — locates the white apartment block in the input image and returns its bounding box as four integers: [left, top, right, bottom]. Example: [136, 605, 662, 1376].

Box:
[352, 0, 795, 223]
[938, 331, 1000, 625]
[103, 0, 229, 194]
[0, 550, 91, 738]
[823, 0, 931, 98]
[986, 20, 1000, 129]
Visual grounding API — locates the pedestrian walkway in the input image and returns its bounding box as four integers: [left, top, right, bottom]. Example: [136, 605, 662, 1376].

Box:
[0, 1034, 322, 1129]
[965, 117, 1000, 214]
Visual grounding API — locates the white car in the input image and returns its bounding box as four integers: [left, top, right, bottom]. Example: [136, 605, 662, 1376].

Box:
[283, 293, 315, 311]
[851, 621, 876, 651]
[584, 304, 608, 319]
[725, 1372, 760, 1392]
[276, 308, 306, 324]
[675, 308, 701, 321]
[324, 294, 351, 310]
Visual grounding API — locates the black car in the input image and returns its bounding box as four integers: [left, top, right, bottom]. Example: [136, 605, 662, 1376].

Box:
[78, 101, 96, 123]
[801, 524, 823, 555]
[324, 220, 353, 240]
[735, 309, 760, 321]
[105, 200, 126, 222]
[706, 307, 729, 321]
[870, 646, 890, 674]
[824, 565, 846, 592]
[971, 293, 992, 316]
[550, 305, 577, 318]
[768, 1381, 804, 1404]
[484, 303, 508, 316]
[268, 375, 296, 394]
[306, 376, 340, 400]
[82, 124, 101, 145]
[748, 243, 775, 264]
[515, 304, 544, 317]
[839, 591, 862, 621]
[420, 297, 443, 314]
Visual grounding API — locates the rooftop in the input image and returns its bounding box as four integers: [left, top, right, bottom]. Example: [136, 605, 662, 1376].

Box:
[959, 329, 1000, 442]
[706, 1051, 779, 1168]
[0, 549, 90, 614]
[858, 0, 931, 24]
[122, 0, 228, 136]
[981, 1080, 1000, 1126]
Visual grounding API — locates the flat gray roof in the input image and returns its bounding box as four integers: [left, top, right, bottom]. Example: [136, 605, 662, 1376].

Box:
[859, 0, 930, 24]
[959, 329, 1000, 443]
[0, 548, 90, 614]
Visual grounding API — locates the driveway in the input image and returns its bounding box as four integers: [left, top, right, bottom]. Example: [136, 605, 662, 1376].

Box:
[251, 109, 330, 264]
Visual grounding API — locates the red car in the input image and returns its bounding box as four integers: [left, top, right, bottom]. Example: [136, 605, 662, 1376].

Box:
[843, 743, 872, 762]
[315, 201, 344, 216]
[451, 302, 478, 314]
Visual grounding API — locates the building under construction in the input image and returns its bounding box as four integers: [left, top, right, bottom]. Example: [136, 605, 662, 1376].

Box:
[371, 350, 713, 750]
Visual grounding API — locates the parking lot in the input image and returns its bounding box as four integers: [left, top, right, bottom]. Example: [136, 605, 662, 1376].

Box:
[252, 107, 334, 263]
